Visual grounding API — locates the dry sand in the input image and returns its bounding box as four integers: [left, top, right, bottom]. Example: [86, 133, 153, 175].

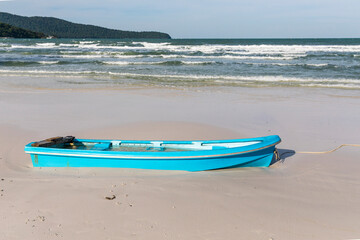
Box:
[0, 85, 360, 239]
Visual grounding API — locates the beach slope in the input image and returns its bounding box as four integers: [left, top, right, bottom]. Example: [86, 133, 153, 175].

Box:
[0, 86, 360, 239]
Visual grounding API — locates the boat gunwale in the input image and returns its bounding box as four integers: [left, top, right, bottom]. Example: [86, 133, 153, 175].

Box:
[24, 135, 281, 160]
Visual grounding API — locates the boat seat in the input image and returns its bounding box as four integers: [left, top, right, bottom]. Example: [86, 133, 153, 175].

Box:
[151, 141, 163, 147]
[91, 143, 111, 151]
[147, 141, 164, 151]
[111, 141, 121, 147]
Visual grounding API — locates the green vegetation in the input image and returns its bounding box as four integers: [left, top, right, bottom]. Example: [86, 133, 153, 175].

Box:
[0, 12, 171, 39]
[0, 22, 46, 38]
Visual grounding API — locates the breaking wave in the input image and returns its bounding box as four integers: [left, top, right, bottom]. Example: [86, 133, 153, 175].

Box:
[0, 38, 359, 90]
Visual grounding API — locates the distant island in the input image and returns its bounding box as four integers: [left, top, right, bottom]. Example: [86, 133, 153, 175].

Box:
[0, 12, 171, 39]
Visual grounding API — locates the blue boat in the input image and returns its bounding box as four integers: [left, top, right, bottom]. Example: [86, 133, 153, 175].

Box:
[24, 135, 281, 171]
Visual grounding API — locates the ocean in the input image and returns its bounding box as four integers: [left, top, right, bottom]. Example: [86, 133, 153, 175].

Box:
[1, 38, 360, 90]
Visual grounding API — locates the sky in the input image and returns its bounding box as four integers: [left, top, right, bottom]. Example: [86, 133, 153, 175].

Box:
[1, 0, 360, 38]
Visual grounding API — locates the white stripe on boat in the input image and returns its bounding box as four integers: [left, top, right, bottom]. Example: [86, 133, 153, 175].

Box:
[25, 141, 280, 160]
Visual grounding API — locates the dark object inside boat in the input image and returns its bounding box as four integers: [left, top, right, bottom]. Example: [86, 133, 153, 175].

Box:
[31, 136, 75, 147]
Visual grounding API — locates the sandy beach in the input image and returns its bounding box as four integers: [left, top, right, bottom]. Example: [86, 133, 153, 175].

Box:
[1, 82, 360, 239]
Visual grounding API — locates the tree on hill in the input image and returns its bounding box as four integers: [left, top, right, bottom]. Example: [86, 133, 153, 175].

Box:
[0, 12, 171, 39]
[0, 22, 46, 38]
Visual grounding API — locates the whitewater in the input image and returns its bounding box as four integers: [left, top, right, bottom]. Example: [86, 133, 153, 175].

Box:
[0, 38, 360, 89]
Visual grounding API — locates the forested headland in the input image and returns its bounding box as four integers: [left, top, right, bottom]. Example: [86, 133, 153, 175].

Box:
[0, 12, 171, 39]
[0, 22, 46, 38]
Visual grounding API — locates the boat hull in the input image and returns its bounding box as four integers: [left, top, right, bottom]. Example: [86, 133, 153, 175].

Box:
[25, 135, 281, 171]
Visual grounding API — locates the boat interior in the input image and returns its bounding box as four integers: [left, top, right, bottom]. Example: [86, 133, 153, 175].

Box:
[31, 136, 261, 152]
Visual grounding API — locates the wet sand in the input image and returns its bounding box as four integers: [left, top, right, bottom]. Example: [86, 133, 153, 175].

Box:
[0, 85, 360, 239]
